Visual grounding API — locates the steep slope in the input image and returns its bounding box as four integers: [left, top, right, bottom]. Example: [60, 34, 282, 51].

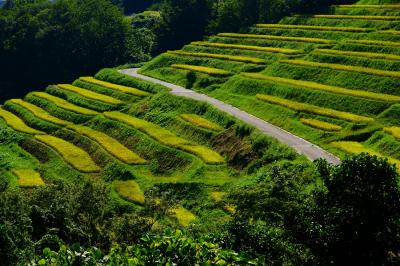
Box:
[0, 68, 302, 230]
[140, 2, 400, 168]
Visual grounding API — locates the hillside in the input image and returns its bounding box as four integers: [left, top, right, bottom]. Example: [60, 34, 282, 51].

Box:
[140, 2, 400, 169]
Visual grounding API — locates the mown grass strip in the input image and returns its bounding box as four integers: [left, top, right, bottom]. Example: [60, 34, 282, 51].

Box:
[0, 107, 45, 135]
[12, 169, 45, 188]
[256, 94, 375, 123]
[114, 180, 145, 205]
[300, 118, 342, 131]
[57, 84, 123, 105]
[280, 59, 400, 78]
[104, 111, 225, 164]
[171, 64, 232, 76]
[348, 39, 400, 47]
[169, 206, 197, 227]
[336, 4, 400, 9]
[191, 41, 302, 54]
[34, 135, 100, 173]
[242, 73, 400, 102]
[168, 50, 266, 64]
[31, 92, 98, 115]
[180, 114, 224, 131]
[217, 32, 334, 44]
[314, 48, 400, 61]
[68, 125, 147, 164]
[384, 126, 400, 140]
[9, 99, 72, 126]
[256, 23, 373, 32]
[80, 77, 151, 97]
[312, 14, 400, 20]
[331, 141, 400, 169]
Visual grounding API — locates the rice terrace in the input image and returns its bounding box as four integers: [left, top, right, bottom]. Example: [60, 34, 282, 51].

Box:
[1, 0, 400, 265]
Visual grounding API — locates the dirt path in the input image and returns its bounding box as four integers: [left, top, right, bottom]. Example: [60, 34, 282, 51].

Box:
[120, 68, 341, 165]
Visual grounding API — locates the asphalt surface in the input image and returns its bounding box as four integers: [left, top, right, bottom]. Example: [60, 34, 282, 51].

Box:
[120, 68, 341, 165]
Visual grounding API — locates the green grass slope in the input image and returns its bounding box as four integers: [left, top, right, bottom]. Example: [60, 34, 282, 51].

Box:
[140, 1, 400, 169]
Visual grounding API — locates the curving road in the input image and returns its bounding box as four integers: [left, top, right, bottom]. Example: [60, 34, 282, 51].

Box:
[120, 68, 341, 165]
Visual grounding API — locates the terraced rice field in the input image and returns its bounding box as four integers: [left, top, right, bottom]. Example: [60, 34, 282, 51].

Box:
[140, 1, 400, 170]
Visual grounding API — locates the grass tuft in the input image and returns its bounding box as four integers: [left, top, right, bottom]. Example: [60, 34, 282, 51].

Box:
[80, 77, 151, 97]
[57, 84, 123, 105]
[168, 50, 266, 64]
[217, 32, 333, 44]
[300, 118, 342, 131]
[180, 114, 224, 131]
[256, 24, 373, 32]
[191, 41, 303, 54]
[113, 180, 145, 205]
[384, 126, 400, 140]
[171, 64, 232, 76]
[169, 206, 197, 227]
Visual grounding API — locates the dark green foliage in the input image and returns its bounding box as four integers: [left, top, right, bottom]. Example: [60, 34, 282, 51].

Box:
[0, 0, 146, 101]
[312, 154, 400, 265]
[102, 162, 135, 182]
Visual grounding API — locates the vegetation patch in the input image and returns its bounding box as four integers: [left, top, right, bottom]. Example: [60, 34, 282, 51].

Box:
[171, 64, 232, 77]
[217, 32, 333, 44]
[280, 59, 400, 78]
[312, 14, 400, 20]
[8, 99, 73, 126]
[34, 135, 100, 173]
[336, 4, 400, 9]
[113, 180, 145, 205]
[348, 39, 400, 47]
[180, 114, 224, 132]
[31, 92, 98, 116]
[191, 41, 302, 54]
[68, 125, 147, 165]
[104, 111, 225, 164]
[169, 206, 197, 227]
[314, 49, 400, 61]
[11, 169, 44, 188]
[384, 127, 400, 140]
[242, 73, 400, 102]
[300, 118, 342, 131]
[331, 141, 400, 169]
[167, 50, 266, 64]
[0, 107, 44, 135]
[80, 77, 151, 97]
[57, 84, 123, 105]
[256, 23, 373, 32]
[256, 94, 375, 123]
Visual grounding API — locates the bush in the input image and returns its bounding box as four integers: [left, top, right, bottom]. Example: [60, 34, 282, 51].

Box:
[102, 162, 135, 182]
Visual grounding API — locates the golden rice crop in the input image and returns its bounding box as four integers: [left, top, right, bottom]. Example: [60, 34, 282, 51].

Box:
[68, 125, 147, 164]
[315, 48, 400, 61]
[80, 77, 151, 97]
[331, 141, 400, 170]
[217, 32, 334, 44]
[57, 84, 123, 105]
[210, 191, 227, 202]
[300, 118, 342, 131]
[104, 111, 225, 164]
[31, 92, 98, 115]
[256, 24, 373, 32]
[180, 114, 224, 131]
[241, 73, 400, 102]
[256, 94, 375, 123]
[0, 107, 44, 135]
[384, 126, 400, 140]
[34, 135, 100, 172]
[191, 41, 302, 54]
[280, 59, 400, 78]
[312, 14, 400, 20]
[348, 39, 400, 47]
[336, 4, 400, 9]
[114, 180, 145, 205]
[171, 64, 232, 76]
[12, 169, 45, 188]
[167, 50, 266, 64]
[169, 206, 197, 227]
[9, 99, 72, 126]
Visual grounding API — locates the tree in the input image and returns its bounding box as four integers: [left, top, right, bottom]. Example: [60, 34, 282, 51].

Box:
[313, 154, 400, 265]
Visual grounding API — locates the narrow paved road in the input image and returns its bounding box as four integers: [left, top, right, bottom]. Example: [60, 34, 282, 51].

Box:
[120, 68, 341, 165]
